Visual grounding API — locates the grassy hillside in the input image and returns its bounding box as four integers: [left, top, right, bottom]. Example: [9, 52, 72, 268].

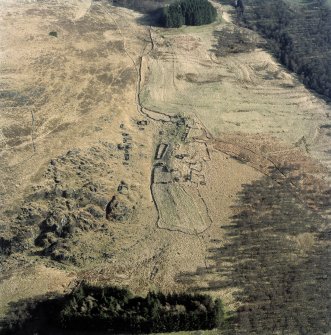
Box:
[238, 0, 331, 98]
[1, 1, 330, 334]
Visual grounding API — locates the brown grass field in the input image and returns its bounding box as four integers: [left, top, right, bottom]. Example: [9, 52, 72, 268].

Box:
[0, 0, 330, 333]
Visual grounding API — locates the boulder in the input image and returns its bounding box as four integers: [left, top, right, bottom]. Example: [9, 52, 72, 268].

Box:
[106, 196, 131, 222]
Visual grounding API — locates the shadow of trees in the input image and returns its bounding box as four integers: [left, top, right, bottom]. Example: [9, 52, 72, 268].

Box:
[1, 166, 329, 335]
[0, 293, 64, 335]
[110, 0, 170, 26]
[177, 166, 330, 334]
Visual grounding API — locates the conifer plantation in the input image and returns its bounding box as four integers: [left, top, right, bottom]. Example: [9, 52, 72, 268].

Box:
[2, 284, 226, 334]
[161, 0, 217, 28]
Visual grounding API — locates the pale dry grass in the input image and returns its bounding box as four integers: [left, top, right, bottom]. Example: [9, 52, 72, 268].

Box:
[0, 0, 330, 326]
[141, 4, 331, 173]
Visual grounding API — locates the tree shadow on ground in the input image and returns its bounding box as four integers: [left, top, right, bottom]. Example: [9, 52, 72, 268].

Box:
[110, 0, 168, 26]
[1, 294, 113, 335]
[0, 293, 63, 335]
[134, 8, 165, 27]
[177, 165, 331, 334]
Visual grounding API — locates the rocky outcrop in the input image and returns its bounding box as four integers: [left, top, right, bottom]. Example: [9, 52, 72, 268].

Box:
[1, 143, 121, 263]
[106, 195, 132, 222]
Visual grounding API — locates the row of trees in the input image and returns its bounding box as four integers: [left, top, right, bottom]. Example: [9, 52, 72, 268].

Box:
[2, 283, 225, 334]
[58, 284, 225, 333]
[240, 0, 331, 98]
[160, 0, 217, 28]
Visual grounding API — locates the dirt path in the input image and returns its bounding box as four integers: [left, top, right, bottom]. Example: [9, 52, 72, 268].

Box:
[1, 1, 330, 324]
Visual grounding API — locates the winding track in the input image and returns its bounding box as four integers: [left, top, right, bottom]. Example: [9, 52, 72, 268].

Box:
[101, 4, 216, 236]
[102, 2, 331, 233]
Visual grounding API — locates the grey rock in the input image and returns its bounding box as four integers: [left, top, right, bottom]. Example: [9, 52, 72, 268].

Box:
[117, 181, 129, 195]
[106, 196, 131, 222]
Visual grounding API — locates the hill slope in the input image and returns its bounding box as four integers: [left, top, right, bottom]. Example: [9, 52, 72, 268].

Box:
[0, 0, 330, 334]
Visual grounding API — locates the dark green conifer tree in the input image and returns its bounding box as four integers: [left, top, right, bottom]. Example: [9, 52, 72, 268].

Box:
[161, 0, 217, 28]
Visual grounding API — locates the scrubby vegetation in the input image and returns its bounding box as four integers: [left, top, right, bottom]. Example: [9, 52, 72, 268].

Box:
[213, 26, 256, 56]
[238, 0, 331, 98]
[2, 284, 225, 334]
[161, 0, 217, 28]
